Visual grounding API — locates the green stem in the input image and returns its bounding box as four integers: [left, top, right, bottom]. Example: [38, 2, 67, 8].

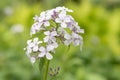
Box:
[43, 59, 50, 80]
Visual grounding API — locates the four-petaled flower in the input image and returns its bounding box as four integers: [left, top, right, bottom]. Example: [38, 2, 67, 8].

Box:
[55, 11, 71, 28]
[64, 32, 83, 46]
[39, 12, 50, 27]
[30, 22, 43, 36]
[25, 38, 42, 57]
[38, 45, 54, 60]
[44, 31, 58, 43]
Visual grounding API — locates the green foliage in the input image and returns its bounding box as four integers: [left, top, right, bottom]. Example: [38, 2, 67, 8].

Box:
[0, 0, 120, 80]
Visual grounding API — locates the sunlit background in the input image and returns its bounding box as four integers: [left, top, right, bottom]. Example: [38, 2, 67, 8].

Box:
[0, 0, 120, 80]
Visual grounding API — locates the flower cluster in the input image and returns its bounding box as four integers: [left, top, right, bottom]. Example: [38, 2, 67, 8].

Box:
[24, 6, 84, 64]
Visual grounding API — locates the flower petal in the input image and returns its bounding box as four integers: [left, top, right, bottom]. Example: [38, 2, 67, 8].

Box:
[64, 17, 71, 22]
[33, 15, 39, 21]
[55, 18, 61, 23]
[55, 7, 63, 12]
[27, 40, 32, 45]
[40, 11, 45, 17]
[72, 32, 79, 38]
[38, 41, 43, 44]
[33, 45, 38, 52]
[46, 53, 53, 60]
[29, 43, 34, 48]
[61, 22, 67, 28]
[46, 15, 51, 20]
[26, 47, 32, 53]
[44, 31, 50, 35]
[73, 40, 80, 46]
[44, 36, 49, 42]
[79, 29, 84, 33]
[33, 37, 39, 43]
[47, 45, 54, 51]
[51, 31, 57, 37]
[38, 52, 45, 57]
[39, 46, 45, 52]
[64, 40, 71, 46]
[64, 33, 71, 39]
[59, 11, 66, 19]
[52, 42, 58, 48]
[51, 37, 56, 42]
[44, 21, 50, 27]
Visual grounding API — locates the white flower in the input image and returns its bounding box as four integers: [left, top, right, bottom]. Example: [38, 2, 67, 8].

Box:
[64, 32, 72, 46]
[38, 45, 54, 60]
[51, 10, 58, 19]
[30, 22, 43, 36]
[44, 31, 57, 43]
[64, 32, 83, 46]
[55, 6, 73, 12]
[72, 32, 83, 46]
[51, 42, 58, 48]
[46, 10, 54, 17]
[39, 12, 50, 27]
[26, 37, 42, 52]
[33, 15, 39, 22]
[67, 19, 84, 34]
[40, 11, 51, 20]
[25, 46, 32, 57]
[25, 6, 84, 64]
[47, 42, 58, 50]
[25, 38, 42, 61]
[39, 18, 50, 27]
[55, 11, 71, 28]
[73, 22, 84, 34]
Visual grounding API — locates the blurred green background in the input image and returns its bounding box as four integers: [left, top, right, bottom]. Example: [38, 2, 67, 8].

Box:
[0, 0, 120, 80]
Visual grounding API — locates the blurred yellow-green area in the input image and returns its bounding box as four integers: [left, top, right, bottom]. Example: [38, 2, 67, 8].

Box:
[0, 0, 120, 80]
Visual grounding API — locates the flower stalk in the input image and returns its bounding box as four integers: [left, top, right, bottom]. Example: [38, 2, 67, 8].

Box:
[43, 59, 50, 80]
